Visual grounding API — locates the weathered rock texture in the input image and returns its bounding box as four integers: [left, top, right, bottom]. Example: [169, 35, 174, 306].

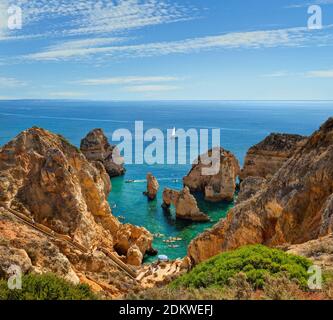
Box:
[285, 234, 333, 272]
[80, 128, 125, 177]
[183, 147, 240, 202]
[240, 133, 307, 181]
[0, 127, 153, 268]
[144, 173, 159, 200]
[236, 176, 267, 204]
[188, 118, 333, 264]
[0, 208, 140, 297]
[162, 187, 209, 222]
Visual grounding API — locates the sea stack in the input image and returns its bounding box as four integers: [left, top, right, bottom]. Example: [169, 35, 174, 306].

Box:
[183, 147, 240, 202]
[80, 128, 126, 177]
[144, 173, 159, 200]
[162, 187, 209, 222]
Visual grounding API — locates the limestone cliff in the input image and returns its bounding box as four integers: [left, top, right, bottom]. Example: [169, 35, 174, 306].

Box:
[240, 133, 307, 181]
[80, 128, 125, 177]
[162, 187, 209, 222]
[0, 127, 153, 269]
[188, 118, 333, 264]
[183, 147, 240, 202]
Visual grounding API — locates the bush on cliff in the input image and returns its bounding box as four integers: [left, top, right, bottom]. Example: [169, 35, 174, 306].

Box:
[172, 245, 312, 289]
[0, 273, 97, 300]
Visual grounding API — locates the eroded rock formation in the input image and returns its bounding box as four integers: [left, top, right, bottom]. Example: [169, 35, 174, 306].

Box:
[188, 118, 333, 264]
[0, 127, 153, 272]
[240, 133, 307, 181]
[183, 147, 240, 202]
[80, 128, 125, 177]
[162, 187, 209, 222]
[144, 173, 159, 200]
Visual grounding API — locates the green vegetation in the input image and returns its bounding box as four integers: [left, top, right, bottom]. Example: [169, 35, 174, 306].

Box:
[172, 245, 312, 289]
[0, 273, 97, 300]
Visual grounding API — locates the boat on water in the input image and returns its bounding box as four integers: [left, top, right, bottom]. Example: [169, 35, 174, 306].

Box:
[171, 127, 178, 140]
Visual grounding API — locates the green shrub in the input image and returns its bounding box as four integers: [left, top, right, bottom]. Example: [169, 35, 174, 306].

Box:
[126, 287, 227, 300]
[172, 245, 312, 289]
[0, 273, 97, 300]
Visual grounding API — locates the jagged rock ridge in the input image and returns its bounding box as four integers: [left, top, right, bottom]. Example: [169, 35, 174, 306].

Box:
[240, 133, 307, 181]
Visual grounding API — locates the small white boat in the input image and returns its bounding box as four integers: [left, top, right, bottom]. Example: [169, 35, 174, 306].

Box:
[171, 127, 178, 140]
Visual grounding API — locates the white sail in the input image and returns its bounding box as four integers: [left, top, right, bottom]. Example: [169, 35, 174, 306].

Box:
[171, 127, 177, 139]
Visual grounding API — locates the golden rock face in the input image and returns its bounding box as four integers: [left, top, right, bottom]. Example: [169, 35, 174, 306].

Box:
[183, 147, 240, 202]
[0, 127, 155, 296]
[240, 133, 308, 181]
[188, 118, 333, 264]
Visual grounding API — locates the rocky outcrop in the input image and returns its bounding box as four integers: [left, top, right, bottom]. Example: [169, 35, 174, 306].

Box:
[144, 173, 159, 200]
[0, 127, 153, 270]
[188, 118, 333, 264]
[162, 187, 209, 222]
[0, 208, 141, 296]
[240, 133, 307, 181]
[114, 223, 156, 258]
[127, 245, 143, 267]
[285, 234, 333, 272]
[138, 257, 191, 288]
[236, 176, 267, 204]
[183, 147, 240, 202]
[80, 128, 125, 177]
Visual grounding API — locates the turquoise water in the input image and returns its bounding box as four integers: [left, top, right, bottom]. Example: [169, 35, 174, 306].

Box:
[1, 100, 332, 261]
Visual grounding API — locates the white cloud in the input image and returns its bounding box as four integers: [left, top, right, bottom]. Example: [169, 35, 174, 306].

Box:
[25, 26, 333, 61]
[262, 69, 333, 78]
[48, 91, 87, 98]
[262, 71, 297, 77]
[306, 69, 333, 78]
[124, 85, 180, 92]
[0, 76, 26, 87]
[8, 0, 193, 36]
[286, 0, 333, 8]
[48, 37, 126, 51]
[75, 76, 181, 86]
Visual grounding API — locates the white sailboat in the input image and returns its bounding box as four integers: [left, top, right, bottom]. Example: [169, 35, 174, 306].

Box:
[171, 127, 178, 139]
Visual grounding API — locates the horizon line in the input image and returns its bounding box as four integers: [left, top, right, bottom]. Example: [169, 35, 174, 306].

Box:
[1, 99, 333, 103]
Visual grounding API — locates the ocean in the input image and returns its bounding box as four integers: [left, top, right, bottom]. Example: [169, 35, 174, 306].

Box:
[1, 100, 332, 262]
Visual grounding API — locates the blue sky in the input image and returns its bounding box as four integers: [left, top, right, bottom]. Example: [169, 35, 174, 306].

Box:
[0, 0, 333, 100]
